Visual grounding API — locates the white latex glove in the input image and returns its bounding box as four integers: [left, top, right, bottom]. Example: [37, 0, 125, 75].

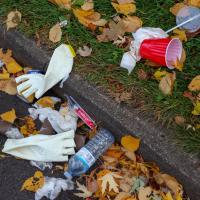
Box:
[2, 130, 76, 162]
[16, 44, 76, 99]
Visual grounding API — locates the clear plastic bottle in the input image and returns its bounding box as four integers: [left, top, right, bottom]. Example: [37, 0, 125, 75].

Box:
[64, 128, 114, 178]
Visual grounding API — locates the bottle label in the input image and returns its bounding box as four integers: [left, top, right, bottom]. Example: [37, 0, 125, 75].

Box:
[76, 147, 96, 168]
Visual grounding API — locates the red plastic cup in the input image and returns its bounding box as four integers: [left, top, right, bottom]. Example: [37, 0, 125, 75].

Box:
[139, 38, 183, 69]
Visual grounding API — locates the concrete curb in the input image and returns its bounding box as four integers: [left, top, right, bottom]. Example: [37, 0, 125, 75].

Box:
[0, 25, 200, 199]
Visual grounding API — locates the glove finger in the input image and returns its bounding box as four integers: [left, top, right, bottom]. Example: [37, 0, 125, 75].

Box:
[22, 86, 37, 98]
[64, 139, 76, 148]
[17, 80, 32, 93]
[63, 147, 75, 155]
[15, 74, 31, 83]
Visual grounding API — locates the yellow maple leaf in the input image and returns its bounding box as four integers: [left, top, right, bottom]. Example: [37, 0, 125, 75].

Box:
[176, 193, 183, 200]
[112, 2, 136, 15]
[0, 109, 16, 123]
[172, 29, 187, 42]
[121, 135, 140, 152]
[21, 171, 45, 192]
[170, 3, 186, 16]
[0, 72, 10, 80]
[36, 96, 57, 108]
[192, 101, 200, 115]
[188, 75, 200, 91]
[154, 70, 169, 81]
[98, 170, 122, 194]
[6, 58, 23, 74]
[0, 79, 17, 95]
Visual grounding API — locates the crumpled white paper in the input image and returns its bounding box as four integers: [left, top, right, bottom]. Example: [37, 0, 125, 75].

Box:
[5, 128, 24, 139]
[120, 27, 169, 74]
[30, 161, 53, 171]
[35, 177, 74, 200]
[28, 106, 78, 133]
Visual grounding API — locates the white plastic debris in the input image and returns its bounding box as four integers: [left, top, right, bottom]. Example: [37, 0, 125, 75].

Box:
[30, 161, 53, 171]
[5, 128, 24, 139]
[28, 107, 78, 133]
[15, 44, 75, 99]
[120, 27, 168, 74]
[35, 177, 74, 200]
[2, 130, 76, 162]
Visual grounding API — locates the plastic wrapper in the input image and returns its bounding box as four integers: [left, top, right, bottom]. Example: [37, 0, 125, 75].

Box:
[35, 177, 74, 200]
[5, 128, 24, 139]
[30, 161, 53, 171]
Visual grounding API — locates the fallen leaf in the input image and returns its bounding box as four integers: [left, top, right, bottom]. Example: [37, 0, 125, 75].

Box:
[155, 173, 183, 197]
[6, 58, 23, 74]
[0, 79, 17, 95]
[165, 191, 174, 200]
[121, 135, 140, 152]
[170, 3, 186, 16]
[102, 155, 118, 163]
[122, 16, 143, 33]
[75, 134, 86, 150]
[6, 10, 22, 30]
[0, 49, 12, 64]
[121, 147, 136, 162]
[73, 9, 107, 30]
[116, 0, 135, 4]
[105, 147, 123, 159]
[137, 69, 149, 80]
[174, 116, 185, 125]
[159, 73, 176, 95]
[99, 171, 122, 194]
[186, 0, 200, 7]
[77, 45, 92, 57]
[97, 20, 126, 42]
[188, 75, 200, 91]
[49, 23, 62, 43]
[0, 109, 16, 124]
[114, 192, 131, 200]
[20, 116, 38, 137]
[75, 181, 93, 198]
[81, 0, 94, 11]
[87, 178, 98, 193]
[138, 187, 153, 200]
[0, 71, 10, 80]
[192, 101, 200, 115]
[154, 70, 169, 81]
[112, 2, 136, 15]
[145, 60, 161, 67]
[48, 0, 71, 9]
[172, 29, 187, 42]
[36, 96, 57, 108]
[21, 171, 44, 192]
[183, 91, 195, 101]
[39, 118, 54, 135]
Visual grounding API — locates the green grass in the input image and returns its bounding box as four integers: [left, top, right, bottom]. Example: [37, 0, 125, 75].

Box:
[0, 0, 200, 153]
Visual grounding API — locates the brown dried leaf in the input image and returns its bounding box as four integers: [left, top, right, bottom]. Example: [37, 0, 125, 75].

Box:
[174, 116, 186, 125]
[49, 23, 62, 43]
[75, 134, 86, 150]
[114, 91, 132, 103]
[97, 20, 126, 42]
[0, 79, 17, 95]
[114, 192, 131, 200]
[138, 187, 153, 200]
[137, 69, 149, 80]
[122, 16, 143, 33]
[183, 91, 195, 101]
[186, 0, 200, 7]
[77, 45, 92, 57]
[159, 73, 176, 95]
[171, 49, 186, 71]
[6, 10, 22, 30]
[170, 3, 186, 16]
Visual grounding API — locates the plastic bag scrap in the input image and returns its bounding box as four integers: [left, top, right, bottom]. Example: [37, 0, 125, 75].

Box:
[5, 128, 24, 139]
[30, 161, 53, 171]
[35, 177, 74, 200]
[28, 107, 78, 133]
[120, 27, 168, 73]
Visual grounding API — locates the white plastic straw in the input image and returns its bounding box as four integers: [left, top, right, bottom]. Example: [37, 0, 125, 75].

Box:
[166, 13, 200, 33]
